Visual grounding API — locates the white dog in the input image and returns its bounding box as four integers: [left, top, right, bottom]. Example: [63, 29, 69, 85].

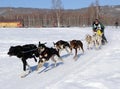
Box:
[85, 31, 102, 50]
[92, 31, 102, 49]
[85, 34, 93, 49]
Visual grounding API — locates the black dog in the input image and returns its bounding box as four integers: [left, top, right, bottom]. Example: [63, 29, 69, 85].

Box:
[53, 40, 71, 54]
[37, 42, 63, 70]
[7, 44, 39, 77]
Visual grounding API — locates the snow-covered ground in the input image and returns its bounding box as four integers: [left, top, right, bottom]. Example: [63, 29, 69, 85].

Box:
[0, 27, 120, 89]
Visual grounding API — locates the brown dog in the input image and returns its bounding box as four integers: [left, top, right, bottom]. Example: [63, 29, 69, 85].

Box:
[70, 40, 84, 60]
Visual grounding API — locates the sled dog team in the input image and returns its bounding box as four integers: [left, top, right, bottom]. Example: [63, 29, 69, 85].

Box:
[8, 33, 107, 78]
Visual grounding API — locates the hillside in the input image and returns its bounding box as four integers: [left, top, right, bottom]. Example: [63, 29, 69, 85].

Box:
[0, 5, 120, 17]
[100, 5, 120, 17]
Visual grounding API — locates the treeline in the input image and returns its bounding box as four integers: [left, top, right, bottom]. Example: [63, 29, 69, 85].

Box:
[0, 6, 119, 27]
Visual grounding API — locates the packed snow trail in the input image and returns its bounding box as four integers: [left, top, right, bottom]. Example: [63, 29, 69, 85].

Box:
[0, 27, 120, 89]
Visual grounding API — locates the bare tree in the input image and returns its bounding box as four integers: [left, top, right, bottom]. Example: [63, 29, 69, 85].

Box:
[87, 2, 96, 25]
[51, 0, 63, 27]
[95, 0, 100, 19]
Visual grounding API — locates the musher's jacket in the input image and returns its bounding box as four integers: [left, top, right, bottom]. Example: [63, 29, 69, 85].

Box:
[92, 22, 105, 33]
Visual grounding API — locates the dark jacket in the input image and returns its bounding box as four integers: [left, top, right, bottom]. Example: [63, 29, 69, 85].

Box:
[92, 21, 105, 33]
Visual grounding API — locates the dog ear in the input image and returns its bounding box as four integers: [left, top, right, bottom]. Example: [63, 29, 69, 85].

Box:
[39, 41, 41, 45]
[38, 41, 41, 47]
[10, 46, 14, 48]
